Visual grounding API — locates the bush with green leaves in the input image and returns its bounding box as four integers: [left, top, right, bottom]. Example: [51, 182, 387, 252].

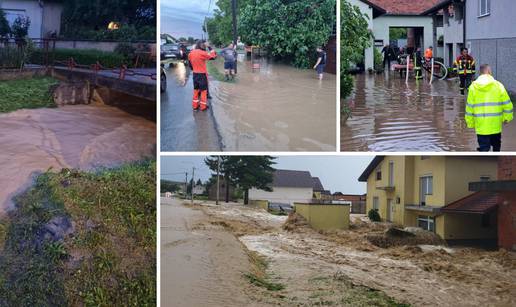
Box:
[368, 209, 381, 222]
[239, 0, 335, 68]
[29, 48, 127, 68]
[341, 1, 371, 98]
[0, 9, 10, 39]
[11, 15, 30, 39]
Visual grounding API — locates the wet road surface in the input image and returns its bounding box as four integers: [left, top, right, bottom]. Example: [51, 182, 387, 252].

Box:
[0, 105, 155, 216]
[211, 56, 336, 151]
[341, 73, 516, 151]
[160, 198, 257, 307]
[160, 62, 222, 151]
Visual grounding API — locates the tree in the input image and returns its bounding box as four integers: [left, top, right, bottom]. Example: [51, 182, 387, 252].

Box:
[230, 156, 276, 205]
[0, 9, 10, 40]
[11, 16, 30, 39]
[205, 156, 276, 204]
[161, 180, 180, 193]
[239, 0, 335, 68]
[341, 1, 372, 98]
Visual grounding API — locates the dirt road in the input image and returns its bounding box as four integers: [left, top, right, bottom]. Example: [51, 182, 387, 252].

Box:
[160, 198, 265, 307]
[0, 105, 155, 216]
[167, 200, 516, 307]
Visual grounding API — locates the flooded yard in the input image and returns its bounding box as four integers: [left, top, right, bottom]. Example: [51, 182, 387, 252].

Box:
[341, 73, 516, 151]
[0, 105, 155, 215]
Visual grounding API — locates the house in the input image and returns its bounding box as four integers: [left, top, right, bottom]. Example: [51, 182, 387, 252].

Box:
[346, 0, 440, 70]
[467, 156, 516, 250]
[332, 193, 367, 213]
[359, 156, 498, 244]
[207, 175, 237, 202]
[465, 0, 516, 93]
[312, 177, 332, 200]
[192, 183, 205, 196]
[422, 0, 466, 67]
[249, 169, 325, 205]
[0, 0, 63, 38]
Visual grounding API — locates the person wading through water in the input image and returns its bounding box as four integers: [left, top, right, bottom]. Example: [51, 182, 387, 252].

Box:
[188, 40, 217, 111]
[466, 64, 513, 151]
[221, 42, 237, 81]
[313, 47, 327, 80]
[454, 47, 476, 95]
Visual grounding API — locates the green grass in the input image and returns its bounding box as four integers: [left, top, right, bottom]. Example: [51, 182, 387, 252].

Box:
[0, 160, 156, 306]
[0, 77, 58, 113]
[244, 251, 285, 292]
[206, 59, 237, 83]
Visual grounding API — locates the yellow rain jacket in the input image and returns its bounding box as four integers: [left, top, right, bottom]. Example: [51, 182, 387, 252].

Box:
[466, 74, 513, 135]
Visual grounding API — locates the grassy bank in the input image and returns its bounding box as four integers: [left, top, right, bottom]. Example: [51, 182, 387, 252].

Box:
[0, 160, 156, 306]
[0, 77, 58, 113]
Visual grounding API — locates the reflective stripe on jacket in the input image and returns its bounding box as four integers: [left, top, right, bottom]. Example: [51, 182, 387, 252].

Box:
[454, 55, 476, 75]
[466, 74, 513, 135]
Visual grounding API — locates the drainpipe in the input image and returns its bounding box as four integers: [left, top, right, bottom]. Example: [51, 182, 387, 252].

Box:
[462, 0, 466, 46]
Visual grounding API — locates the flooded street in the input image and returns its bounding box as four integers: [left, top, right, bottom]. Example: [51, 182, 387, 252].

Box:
[0, 105, 155, 216]
[160, 62, 222, 151]
[163, 200, 516, 307]
[211, 56, 336, 151]
[160, 198, 261, 307]
[341, 73, 516, 151]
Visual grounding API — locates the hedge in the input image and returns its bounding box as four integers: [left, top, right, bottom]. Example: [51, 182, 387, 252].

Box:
[29, 48, 127, 68]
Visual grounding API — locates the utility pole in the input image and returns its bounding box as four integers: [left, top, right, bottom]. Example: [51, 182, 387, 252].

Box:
[184, 172, 188, 199]
[216, 156, 220, 205]
[231, 0, 238, 73]
[191, 167, 195, 204]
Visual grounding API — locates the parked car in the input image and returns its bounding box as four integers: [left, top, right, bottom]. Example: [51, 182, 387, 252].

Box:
[161, 43, 189, 62]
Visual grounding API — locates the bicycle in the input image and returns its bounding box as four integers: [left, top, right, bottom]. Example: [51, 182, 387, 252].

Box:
[422, 58, 448, 80]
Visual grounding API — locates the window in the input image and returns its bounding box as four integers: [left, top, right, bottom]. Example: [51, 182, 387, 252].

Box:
[420, 176, 433, 205]
[480, 176, 490, 182]
[478, 0, 491, 17]
[373, 197, 379, 210]
[418, 215, 435, 232]
[376, 168, 382, 181]
[388, 161, 394, 187]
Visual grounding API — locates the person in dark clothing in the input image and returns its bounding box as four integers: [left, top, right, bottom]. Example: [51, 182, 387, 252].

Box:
[313, 47, 327, 80]
[381, 44, 393, 69]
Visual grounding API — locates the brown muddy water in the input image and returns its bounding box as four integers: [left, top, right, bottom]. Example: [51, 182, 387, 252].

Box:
[341, 73, 516, 151]
[160, 198, 261, 307]
[211, 55, 336, 151]
[0, 105, 155, 216]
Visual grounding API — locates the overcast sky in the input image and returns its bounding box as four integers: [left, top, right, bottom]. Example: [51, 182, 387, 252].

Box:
[160, 156, 373, 194]
[161, 0, 216, 39]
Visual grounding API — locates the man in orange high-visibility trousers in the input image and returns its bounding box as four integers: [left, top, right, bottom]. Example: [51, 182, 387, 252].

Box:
[188, 40, 217, 111]
[466, 64, 513, 152]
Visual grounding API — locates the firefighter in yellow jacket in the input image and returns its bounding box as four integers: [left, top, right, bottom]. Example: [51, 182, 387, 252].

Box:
[466, 64, 513, 151]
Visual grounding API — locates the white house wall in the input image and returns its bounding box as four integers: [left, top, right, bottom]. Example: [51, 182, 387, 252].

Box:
[347, 0, 374, 70]
[373, 15, 434, 53]
[1, 0, 43, 38]
[249, 187, 313, 205]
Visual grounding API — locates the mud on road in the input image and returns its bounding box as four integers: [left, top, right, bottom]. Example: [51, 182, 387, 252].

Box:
[170, 200, 516, 307]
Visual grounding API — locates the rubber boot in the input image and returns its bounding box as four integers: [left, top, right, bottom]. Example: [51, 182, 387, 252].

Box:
[200, 90, 208, 111]
[192, 89, 200, 110]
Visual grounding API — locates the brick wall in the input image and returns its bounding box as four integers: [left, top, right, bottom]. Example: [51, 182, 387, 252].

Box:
[497, 156, 516, 250]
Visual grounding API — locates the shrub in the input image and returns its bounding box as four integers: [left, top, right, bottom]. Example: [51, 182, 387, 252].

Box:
[368, 209, 381, 222]
[11, 15, 30, 39]
[29, 48, 126, 68]
[0, 9, 10, 39]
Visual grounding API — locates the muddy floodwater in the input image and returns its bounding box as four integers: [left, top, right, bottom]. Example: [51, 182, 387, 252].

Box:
[0, 105, 155, 216]
[341, 73, 516, 151]
[212, 56, 336, 151]
[160, 198, 259, 307]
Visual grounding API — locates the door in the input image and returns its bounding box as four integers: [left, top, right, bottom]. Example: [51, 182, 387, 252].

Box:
[419, 176, 433, 205]
[387, 199, 393, 222]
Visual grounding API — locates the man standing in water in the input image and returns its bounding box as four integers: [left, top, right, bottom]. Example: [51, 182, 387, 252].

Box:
[188, 40, 217, 111]
[313, 47, 327, 80]
[454, 48, 476, 95]
[221, 43, 237, 81]
[466, 64, 513, 151]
